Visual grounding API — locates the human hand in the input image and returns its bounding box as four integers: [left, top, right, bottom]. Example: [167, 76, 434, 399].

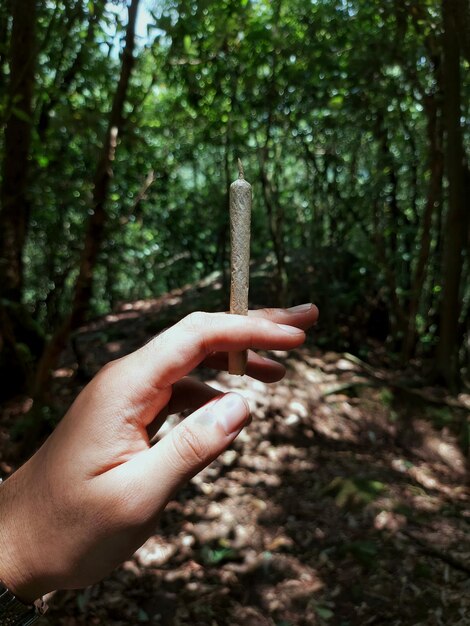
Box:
[0, 305, 318, 602]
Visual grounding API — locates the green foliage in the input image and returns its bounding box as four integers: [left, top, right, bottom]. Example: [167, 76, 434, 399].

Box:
[324, 476, 386, 508]
[312, 603, 335, 621]
[426, 406, 455, 428]
[0, 0, 469, 379]
[200, 541, 239, 565]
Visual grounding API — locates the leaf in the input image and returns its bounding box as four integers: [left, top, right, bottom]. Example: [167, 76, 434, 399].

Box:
[329, 94, 344, 108]
[200, 545, 239, 565]
[183, 34, 193, 54]
[323, 477, 385, 508]
[11, 107, 32, 124]
[315, 606, 334, 620]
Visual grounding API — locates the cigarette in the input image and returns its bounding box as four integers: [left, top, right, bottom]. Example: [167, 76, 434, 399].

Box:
[229, 159, 252, 375]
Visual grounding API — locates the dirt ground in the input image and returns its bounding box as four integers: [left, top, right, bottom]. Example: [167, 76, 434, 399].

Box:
[1, 277, 469, 625]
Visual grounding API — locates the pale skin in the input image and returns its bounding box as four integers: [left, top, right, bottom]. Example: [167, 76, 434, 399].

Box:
[0, 304, 318, 604]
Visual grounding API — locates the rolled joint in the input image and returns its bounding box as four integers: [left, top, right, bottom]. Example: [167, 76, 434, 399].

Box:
[228, 350, 247, 376]
[229, 159, 252, 377]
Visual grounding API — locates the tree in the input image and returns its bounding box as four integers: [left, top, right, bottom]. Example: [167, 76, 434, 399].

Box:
[0, 0, 41, 399]
[32, 0, 141, 401]
[0, 0, 469, 407]
[436, 0, 469, 387]
[0, 0, 36, 302]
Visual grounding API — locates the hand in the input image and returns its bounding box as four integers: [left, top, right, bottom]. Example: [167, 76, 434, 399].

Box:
[0, 305, 318, 602]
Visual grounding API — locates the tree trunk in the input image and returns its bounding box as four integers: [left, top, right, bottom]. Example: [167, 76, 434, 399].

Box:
[453, 0, 470, 63]
[32, 0, 141, 402]
[219, 136, 231, 300]
[0, 0, 11, 92]
[435, 0, 468, 387]
[373, 115, 406, 343]
[402, 95, 444, 361]
[0, 0, 36, 302]
[258, 146, 288, 306]
[0, 0, 41, 400]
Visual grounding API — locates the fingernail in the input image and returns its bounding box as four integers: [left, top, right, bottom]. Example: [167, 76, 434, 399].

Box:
[276, 324, 305, 335]
[288, 303, 313, 313]
[217, 393, 250, 436]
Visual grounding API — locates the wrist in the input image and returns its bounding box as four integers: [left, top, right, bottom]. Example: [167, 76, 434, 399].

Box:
[0, 476, 48, 604]
[0, 558, 40, 606]
[0, 584, 47, 625]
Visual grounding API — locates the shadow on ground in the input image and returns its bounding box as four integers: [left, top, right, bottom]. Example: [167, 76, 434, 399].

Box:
[1, 274, 468, 625]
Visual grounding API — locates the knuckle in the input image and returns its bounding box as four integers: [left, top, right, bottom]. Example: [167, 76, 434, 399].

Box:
[183, 311, 209, 331]
[171, 423, 209, 470]
[99, 360, 116, 375]
[94, 358, 128, 396]
[181, 312, 213, 356]
[261, 307, 280, 321]
[97, 357, 124, 380]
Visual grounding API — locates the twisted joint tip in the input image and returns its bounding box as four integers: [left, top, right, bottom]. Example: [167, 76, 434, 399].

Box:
[237, 158, 245, 179]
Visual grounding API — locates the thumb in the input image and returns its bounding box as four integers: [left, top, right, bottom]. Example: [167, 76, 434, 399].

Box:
[128, 393, 250, 510]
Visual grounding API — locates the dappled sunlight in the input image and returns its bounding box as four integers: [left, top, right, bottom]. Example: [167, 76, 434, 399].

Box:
[2, 274, 469, 624]
[0, 0, 469, 622]
[52, 367, 75, 379]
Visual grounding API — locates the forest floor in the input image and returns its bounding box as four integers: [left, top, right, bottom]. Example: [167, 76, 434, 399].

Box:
[1, 274, 470, 626]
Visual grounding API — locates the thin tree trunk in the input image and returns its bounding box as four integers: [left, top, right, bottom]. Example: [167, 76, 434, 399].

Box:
[372, 196, 403, 332]
[454, 0, 470, 63]
[258, 145, 288, 306]
[0, 0, 38, 400]
[436, 0, 468, 387]
[0, 0, 11, 93]
[256, 0, 287, 306]
[32, 0, 140, 402]
[373, 115, 406, 342]
[402, 95, 444, 361]
[220, 136, 231, 299]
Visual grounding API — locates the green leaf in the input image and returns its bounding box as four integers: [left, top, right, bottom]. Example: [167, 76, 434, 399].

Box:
[323, 477, 385, 508]
[329, 95, 344, 108]
[36, 155, 49, 167]
[11, 107, 32, 123]
[137, 609, 150, 622]
[315, 606, 334, 620]
[183, 34, 192, 54]
[200, 545, 239, 565]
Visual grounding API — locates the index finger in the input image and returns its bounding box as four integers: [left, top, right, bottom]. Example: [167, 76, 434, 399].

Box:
[126, 311, 305, 392]
[247, 303, 319, 330]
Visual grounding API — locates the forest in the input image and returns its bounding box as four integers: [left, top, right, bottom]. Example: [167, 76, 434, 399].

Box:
[0, 0, 469, 624]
